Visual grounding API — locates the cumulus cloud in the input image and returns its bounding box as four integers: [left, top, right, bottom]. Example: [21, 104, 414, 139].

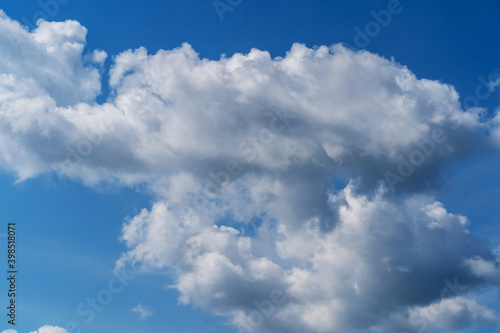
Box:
[375, 296, 500, 332]
[131, 303, 153, 319]
[0, 10, 499, 333]
[119, 184, 500, 332]
[0, 8, 494, 187]
[0, 11, 103, 106]
[29, 326, 68, 333]
[0, 326, 69, 333]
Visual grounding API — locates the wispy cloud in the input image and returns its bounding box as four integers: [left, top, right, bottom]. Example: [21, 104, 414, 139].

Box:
[131, 303, 153, 320]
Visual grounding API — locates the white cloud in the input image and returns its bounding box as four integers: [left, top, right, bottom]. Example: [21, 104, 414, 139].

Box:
[131, 303, 153, 319]
[0, 10, 499, 333]
[0, 11, 103, 107]
[375, 296, 500, 332]
[2, 326, 68, 333]
[463, 249, 500, 283]
[28, 326, 67, 333]
[0, 9, 494, 187]
[119, 184, 500, 332]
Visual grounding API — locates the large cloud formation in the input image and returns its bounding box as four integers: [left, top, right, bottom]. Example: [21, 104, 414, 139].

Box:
[1, 11, 500, 333]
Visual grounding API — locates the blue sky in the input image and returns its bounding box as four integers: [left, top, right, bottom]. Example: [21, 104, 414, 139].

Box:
[0, 1, 500, 333]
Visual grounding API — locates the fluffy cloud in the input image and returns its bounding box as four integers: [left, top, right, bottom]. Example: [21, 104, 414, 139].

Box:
[374, 296, 500, 332]
[0, 9, 493, 187]
[119, 184, 500, 332]
[1, 326, 68, 333]
[0, 10, 499, 333]
[0, 11, 103, 106]
[29, 326, 68, 333]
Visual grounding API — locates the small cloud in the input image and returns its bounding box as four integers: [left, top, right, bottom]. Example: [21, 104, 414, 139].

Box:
[131, 303, 153, 320]
[29, 326, 68, 333]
